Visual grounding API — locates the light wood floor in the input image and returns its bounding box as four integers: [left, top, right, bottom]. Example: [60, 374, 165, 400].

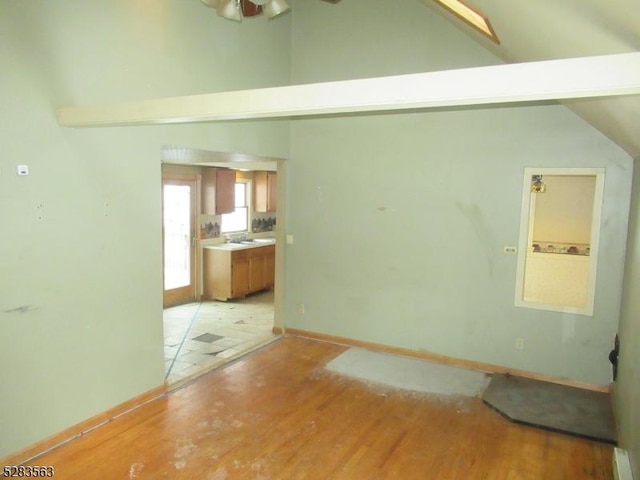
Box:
[30, 337, 613, 479]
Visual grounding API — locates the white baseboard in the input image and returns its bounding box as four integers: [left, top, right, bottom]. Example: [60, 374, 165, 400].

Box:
[613, 448, 634, 480]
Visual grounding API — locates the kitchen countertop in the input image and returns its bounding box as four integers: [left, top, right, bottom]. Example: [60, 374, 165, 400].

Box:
[203, 238, 276, 251]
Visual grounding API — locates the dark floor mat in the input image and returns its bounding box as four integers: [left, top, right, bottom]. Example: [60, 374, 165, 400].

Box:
[483, 374, 616, 444]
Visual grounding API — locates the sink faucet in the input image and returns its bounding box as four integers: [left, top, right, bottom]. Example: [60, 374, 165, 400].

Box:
[226, 234, 251, 244]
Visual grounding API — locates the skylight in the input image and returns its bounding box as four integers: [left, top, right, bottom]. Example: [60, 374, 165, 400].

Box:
[433, 0, 499, 44]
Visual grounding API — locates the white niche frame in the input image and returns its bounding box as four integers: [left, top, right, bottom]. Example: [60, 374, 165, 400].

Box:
[514, 167, 605, 316]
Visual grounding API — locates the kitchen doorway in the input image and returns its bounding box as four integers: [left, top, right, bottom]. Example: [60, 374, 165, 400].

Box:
[162, 176, 198, 307]
[160, 153, 285, 387]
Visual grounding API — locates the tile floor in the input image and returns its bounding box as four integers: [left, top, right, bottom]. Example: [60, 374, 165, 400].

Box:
[163, 290, 277, 386]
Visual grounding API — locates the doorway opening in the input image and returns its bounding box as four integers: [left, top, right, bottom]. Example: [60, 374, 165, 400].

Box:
[160, 153, 284, 387]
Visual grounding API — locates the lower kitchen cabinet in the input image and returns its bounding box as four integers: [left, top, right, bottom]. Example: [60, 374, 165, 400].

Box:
[204, 245, 275, 301]
[248, 255, 267, 292]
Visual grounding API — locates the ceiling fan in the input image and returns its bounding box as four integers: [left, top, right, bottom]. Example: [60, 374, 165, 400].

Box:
[201, 0, 341, 22]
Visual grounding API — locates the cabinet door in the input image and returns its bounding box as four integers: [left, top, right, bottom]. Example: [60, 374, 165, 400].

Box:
[201, 168, 217, 215]
[266, 172, 277, 212]
[248, 255, 266, 292]
[216, 168, 236, 215]
[231, 252, 249, 298]
[265, 246, 275, 288]
[253, 171, 269, 213]
[254, 171, 277, 213]
[203, 249, 234, 300]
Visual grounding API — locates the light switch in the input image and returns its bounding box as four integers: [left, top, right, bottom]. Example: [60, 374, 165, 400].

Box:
[16, 165, 29, 176]
[286, 234, 294, 245]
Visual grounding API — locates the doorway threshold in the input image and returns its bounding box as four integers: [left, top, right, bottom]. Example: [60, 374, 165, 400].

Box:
[168, 335, 281, 392]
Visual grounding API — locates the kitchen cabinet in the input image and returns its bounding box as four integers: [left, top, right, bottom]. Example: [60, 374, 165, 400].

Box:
[202, 167, 236, 215]
[247, 244, 275, 292]
[265, 249, 275, 288]
[204, 244, 275, 301]
[203, 248, 248, 300]
[230, 251, 249, 299]
[248, 255, 266, 292]
[254, 171, 277, 213]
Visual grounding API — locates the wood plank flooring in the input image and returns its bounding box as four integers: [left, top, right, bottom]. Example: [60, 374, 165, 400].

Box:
[28, 337, 613, 479]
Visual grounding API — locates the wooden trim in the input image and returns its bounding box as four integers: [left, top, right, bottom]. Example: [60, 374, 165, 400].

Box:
[284, 328, 611, 393]
[272, 159, 286, 336]
[1, 383, 167, 467]
[161, 171, 200, 181]
[431, 0, 500, 44]
[272, 326, 283, 335]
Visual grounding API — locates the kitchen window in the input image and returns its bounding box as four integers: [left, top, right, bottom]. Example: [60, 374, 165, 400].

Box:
[221, 182, 248, 233]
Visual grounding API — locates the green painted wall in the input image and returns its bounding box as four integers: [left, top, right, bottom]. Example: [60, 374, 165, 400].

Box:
[616, 157, 640, 478]
[0, 1, 290, 457]
[286, 0, 632, 386]
[1, 0, 636, 461]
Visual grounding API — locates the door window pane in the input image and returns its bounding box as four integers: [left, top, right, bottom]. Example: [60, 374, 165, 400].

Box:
[163, 184, 191, 290]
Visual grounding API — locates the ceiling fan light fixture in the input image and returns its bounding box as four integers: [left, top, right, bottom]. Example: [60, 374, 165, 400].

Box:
[241, 0, 263, 17]
[263, 0, 290, 19]
[200, 0, 220, 8]
[204, 0, 330, 22]
[217, 0, 242, 22]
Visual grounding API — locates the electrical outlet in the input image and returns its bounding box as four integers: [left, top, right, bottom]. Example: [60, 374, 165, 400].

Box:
[515, 337, 524, 350]
[298, 303, 305, 315]
[503, 246, 518, 254]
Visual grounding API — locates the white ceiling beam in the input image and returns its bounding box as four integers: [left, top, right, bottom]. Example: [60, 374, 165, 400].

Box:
[57, 52, 640, 128]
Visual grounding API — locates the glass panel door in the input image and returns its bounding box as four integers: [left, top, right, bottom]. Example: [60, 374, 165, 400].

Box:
[163, 178, 197, 306]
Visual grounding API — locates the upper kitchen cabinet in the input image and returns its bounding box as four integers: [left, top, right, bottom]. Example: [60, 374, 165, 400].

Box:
[254, 171, 277, 213]
[202, 168, 236, 215]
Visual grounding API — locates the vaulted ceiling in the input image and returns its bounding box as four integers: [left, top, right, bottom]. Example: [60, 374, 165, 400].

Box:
[58, 0, 640, 159]
[420, 0, 640, 158]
